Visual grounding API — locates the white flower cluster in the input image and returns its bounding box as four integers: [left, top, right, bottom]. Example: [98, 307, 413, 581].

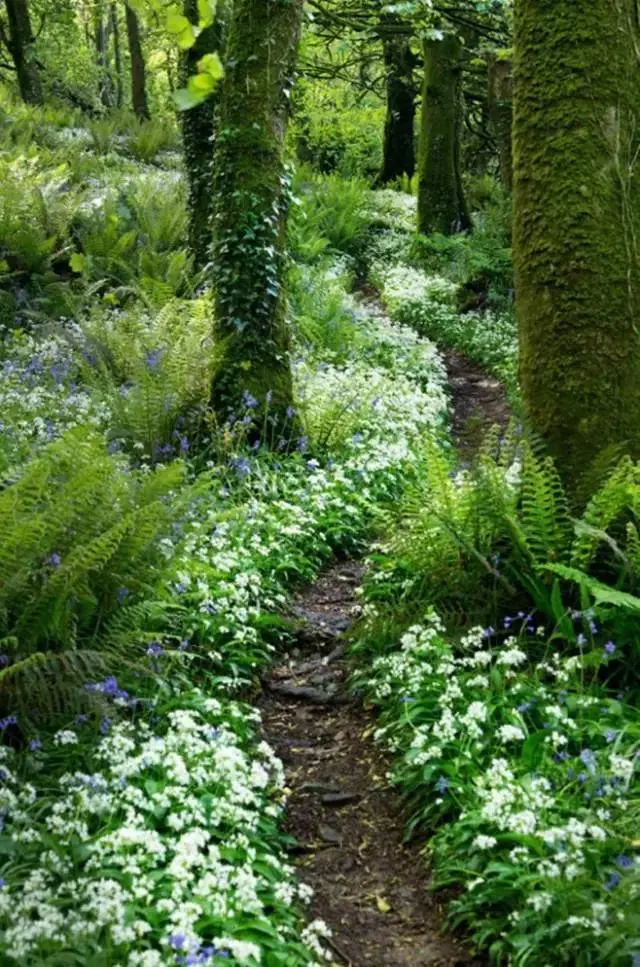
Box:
[0, 700, 330, 964]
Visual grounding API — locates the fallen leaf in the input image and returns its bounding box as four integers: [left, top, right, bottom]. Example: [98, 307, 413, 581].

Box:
[376, 896, 391, 913]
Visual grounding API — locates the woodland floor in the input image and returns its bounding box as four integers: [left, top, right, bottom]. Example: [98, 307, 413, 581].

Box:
[258, 298, 506, 966]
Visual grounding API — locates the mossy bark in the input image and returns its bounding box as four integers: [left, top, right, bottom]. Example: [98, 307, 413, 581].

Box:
[110, 2, 123, 109]
[179, 0, 227, 271]
[210, 0, 303, 441]
[4, 0, 42, 105]
[487, 54, 513, 192]
[94, 1, 115, 109]
[417, 34, 471, 236]
[514, 0, 640, 494]
[377, 16, 417, 185]
[125, 3, 149, 120]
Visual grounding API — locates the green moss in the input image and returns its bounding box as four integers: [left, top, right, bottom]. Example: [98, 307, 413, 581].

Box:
[417, 34, 471, 236]
[514, 0, 640, 497]
[210, 0, 304, 438]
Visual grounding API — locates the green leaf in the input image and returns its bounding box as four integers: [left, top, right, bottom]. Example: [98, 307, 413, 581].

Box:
[542, 563, 640, 611]
[197, 0, 217, 27]
[174, 86, 205, 111]
[197, 52, 224, 80]
[165, 12, 195, 48]
[69, 252, 85, 274]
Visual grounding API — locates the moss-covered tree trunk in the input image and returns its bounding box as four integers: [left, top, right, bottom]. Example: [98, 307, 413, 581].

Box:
[111, 2, 123, 109]
[487, 54, 513, 191]
[179, 0, 227, 270]
[514, 0, 640, 492]
[210, 0, 303, 440]
[94, 1, 115, 109]
[377, 15, 417, 185]
[125, 3, 149, 120]
[4, 0, 42, 105]
[417, 33, 471, 236]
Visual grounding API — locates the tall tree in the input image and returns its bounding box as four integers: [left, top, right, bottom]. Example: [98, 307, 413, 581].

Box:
[94, 0, 115, 108]
[111, 2, 124, 108]
[376, 14, 417, 185]
[180, 0, 227, 269]
[210, 0, 304, 437]
[417, 32, 471, 235]
[487, 53, 512, 191]
[514, 0, 640, 492]
[2, 0, 42, 104]
[125, 2, 149, 120]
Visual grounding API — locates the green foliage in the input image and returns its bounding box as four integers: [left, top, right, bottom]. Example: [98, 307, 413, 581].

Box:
[80, 297, 213, 459]
[87, 116, 119, 154]
[0, 430, 186, 717]
[127, 117, 178, 163]
[290, 170, 370, 263]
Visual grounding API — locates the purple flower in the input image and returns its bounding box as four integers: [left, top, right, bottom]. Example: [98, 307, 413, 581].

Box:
[168, 934, 186, 951]
[605, 872, 621, 891]
[616, 855, 633, 869]
[435, 776, 449, 793]
[28, 738, 41, 752]
[117, 586, 130, 603]
[580, 748, 596, 772]
[482, 627, 495, 639]
[285, 406, 296, 420]
[577, 634, 587, 646]
[0, 878, 5, 888]
[99, 717, 112, 735]
[242, 391, 258, 410]
[46, 552, 62, 567]
[178, 639, 191, 651]
[605, 730, 618, 743]
[0, 715, 17, 730]
[146, 348, 165, 371]
[147, 642, 163, 658]
[604, 641, 616, 655]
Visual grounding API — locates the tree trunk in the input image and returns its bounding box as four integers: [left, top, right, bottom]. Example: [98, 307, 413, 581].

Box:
[514, 0, 640, 494]
[487, 54, 513, 191]
[180, 0, 227, 270]
[94, 1, 114, 109]
[377, 16, 416, 185]
[210, 0, 304, 439]
[125, 3, 149, 120]
[111, 2, 123, 108]
[417, 33, 471, 236]
[3, 0, 42, 104]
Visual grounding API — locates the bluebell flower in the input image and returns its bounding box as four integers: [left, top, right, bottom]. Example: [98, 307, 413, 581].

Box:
[605, 872, 621, 891]
[99, 717, 112, 735]
[46, 552, 62, 567]
[117, 586, 130, 603]
[435, 776, 449, 793]
[577, 633, 587, 646]
[616, 855, 633, 869]
[168, 934, 186, 950]
[28, 738, 41, 752]
[145, 348, 164, 371]
[400, 696, 414, 703]
[605, 730, 618, 743]
[285, 406, 296, 419]
[0, 715, 17, 730]
[242, 391, 258, 410]
[147, 642, 163, 658]
[604, 641, 616, 655]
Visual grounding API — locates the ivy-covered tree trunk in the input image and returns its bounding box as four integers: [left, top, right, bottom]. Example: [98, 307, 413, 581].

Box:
[125, 3, 149, 120]
[210, 0, 303, 439]
[3, 0, 42, 104]
[377, 16, 416, 185]
[514, 0, 640, 492]
[417, 33, 471, 236]
[487, 54, 513, 192]
[180, 0, 227, 270]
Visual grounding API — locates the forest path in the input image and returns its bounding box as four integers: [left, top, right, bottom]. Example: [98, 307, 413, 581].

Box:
[259, 562, 478, 967]
[258, 294, 503, 964]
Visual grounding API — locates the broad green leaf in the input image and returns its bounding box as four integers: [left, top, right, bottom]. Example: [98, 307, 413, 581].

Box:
[69, 252, 85, 274]
[197, 52, 224, 80]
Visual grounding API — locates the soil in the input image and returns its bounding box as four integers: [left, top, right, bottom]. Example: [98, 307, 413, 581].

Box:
[443, 348, 509, 461]
[258, 290, 503, 965]
[259, 564, 482, 966]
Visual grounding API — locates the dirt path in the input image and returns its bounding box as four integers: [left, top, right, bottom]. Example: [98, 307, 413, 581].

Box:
[258, 293, 504, 964]
[443, 348, 509, 461]
[259, 564, 480, 966]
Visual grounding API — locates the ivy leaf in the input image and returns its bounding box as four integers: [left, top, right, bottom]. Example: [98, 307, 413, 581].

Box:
[197, 52, 224, 80]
